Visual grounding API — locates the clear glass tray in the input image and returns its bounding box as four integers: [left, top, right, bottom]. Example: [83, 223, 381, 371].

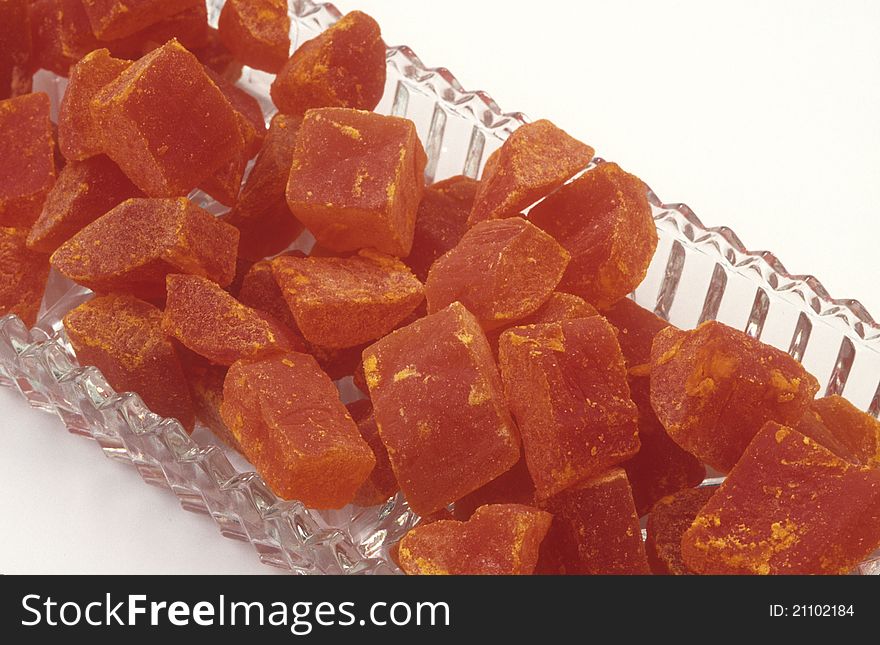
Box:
[1, 0, 877, 575]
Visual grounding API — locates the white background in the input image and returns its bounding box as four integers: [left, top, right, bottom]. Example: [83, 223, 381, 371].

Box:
[1, 0, 878, 574]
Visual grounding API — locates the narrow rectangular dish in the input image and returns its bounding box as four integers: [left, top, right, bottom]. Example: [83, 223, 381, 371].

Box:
[1, 0, 877, 575]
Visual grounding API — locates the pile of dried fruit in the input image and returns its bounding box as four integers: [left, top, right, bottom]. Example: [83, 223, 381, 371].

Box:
[1, 1, 879, 575]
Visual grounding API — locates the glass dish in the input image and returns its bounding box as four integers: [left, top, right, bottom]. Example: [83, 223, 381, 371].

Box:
[1, 0, 877, 575]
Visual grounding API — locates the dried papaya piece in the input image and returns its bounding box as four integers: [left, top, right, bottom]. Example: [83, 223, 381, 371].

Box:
[27, 155, 143, 254]
[80, 0, 203, 41]
[271, 11, 386, 116]
[362, 301, 520, 516]
[222, 113, 304, 260]
[681, 423, 880, 575]
[452, 458, 535, 521]
[538, 469, 650, 575]
[529, 162, 657, 308]
[398, 504, 552, 575]
[0, 92, 56, 228]
[645, 486, 716, 575]
[426, 217, 570, 330]
[58, 49, 131, 162]
[499, 317, 639, 499]
[650, 321, 820, 472]
[204, 66, 266, 158]
[272, 249, 425, 349]
[406, 176, 478, 281]
[162, 273, 302, 367]
[286, 107, 426, 257]
[64, 293, 195, 431]
[238, 256, 299, 331]
[220, 352, 375, 508]
[91, 39, 243, 197]
[0, 1, 31, 100]
[218, 0, 291, 74]
[347, 401, 398, 507]
[796, 395, 880, 468]
[51, 197, 239, 301]
[29, 0, 77, 77]
[0, 227, 50, 327]
[468, 120, 593, 225]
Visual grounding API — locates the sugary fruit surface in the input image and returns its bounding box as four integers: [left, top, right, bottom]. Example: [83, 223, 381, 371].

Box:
[286, 107, 426, 257]
[64, 293, 195, 431]
[0, 227, 50, 327]
[681, 423, 880, 575]
[405, 175, 477, 281]
[426, 217, 569, 331]
[80, 0, 203, 40]
[485, 291, 597, 354]
[162, 273, 302, 367]
[218, 0, 290, 74]
[272, 249, 425, 349]
[362, 301, 520, 516]
[0, 92, 56, 228]
[468, 120, 593, 225]
[27, 155, 143, 254]
[529, 162, 657, 308]
[222, 113, 304, 260]
[51, 197, 239, 301]
[538, 469, 650, 575]
[0, 0, 31, 100]
[796, 395, 880, 468]
[91, 40, 242, 197]
[645, 486, 716, 575]
[29, 0, 77, 77]
[238, 256, 299, 331]
[650, 321, 820, 472]
[347, 400, 398, 507]
[271, 11, 386, 116]
[398, 504, 552, 575]
[204, 66, 267, 158]
[499, 317, 639, 499]
[58, 49, 131, 162]
[220, 352, 375, 508]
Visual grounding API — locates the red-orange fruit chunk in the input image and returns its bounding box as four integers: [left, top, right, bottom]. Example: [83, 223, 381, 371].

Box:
[58, 49, 131, 162]
[27, 155, 143, 254]
[271, 11, 386, 116]
[645, 486, 716, 575]
[426, 217, 569, 331]
[64, 293, 195, 431]
[602, 298, 706, 514]
[468, 120, 593, 226]
[347, 400, 398, 507]
[81, 0, 203, 40]
[238, 255, 299, 330]
[91, 39, 243, 197]
[0, 227, 50, 327]
[650, 320, 820, 473]
[499, 317, 639, 499]
[61, 0, 209, 61]
[272, 250, 425, 349]
[538, 468, 650, 575]
[286, 107, 427, 257]
[398, 504, 552, 575]
[222, 113, 304, 260]
[682, 422, 880, 575]
[29, 0, 77, 77]
[0, 92, 55, 228]
[220, 353, 375, 508]
[205, 66, 267, 158]
[362, 301, 520, 516]
[529, 162, 657, 308]
[405, 175, 478, 281]
[218, 0, 290, 74]
[796, 395, 880, 468]
[162, 274, 302, 366]
[178, 350, 240, 451]
[0, 1, 31, 100]
[452, 458, 535, 521]
[51, 197, 239, 300]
